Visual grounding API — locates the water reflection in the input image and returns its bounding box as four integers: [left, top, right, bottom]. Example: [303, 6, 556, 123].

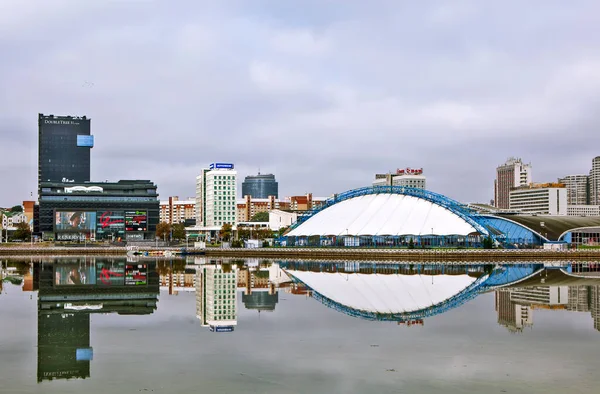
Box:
[34, 258, 159, 382]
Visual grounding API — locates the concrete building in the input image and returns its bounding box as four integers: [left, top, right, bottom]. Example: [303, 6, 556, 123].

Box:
[241, 173, 278, 199]
[509, 286, 568, 307]
[288, 193, 328, 211]
[590, 157, 600, 205]
[269, 209, 298, 231]
[509, 183, 567, 215]
[236, 195, 290, 223]
[558, 174, 589, 205]
[195, 163, 237, 228]
[567, 205, 600, 217]
[373, 168, 426, 189]
[567, 286, 591, 312]
[159, 196, 196, 224]
[495, 158, 532, 209]
[196, 264, 238, 331]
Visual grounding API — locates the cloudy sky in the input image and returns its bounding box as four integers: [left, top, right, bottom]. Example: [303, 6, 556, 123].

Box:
[1, 0, 599, 207]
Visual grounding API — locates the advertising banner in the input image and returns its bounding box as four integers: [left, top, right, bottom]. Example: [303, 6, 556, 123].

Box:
[96, 261, 125, 286]
[125, 264, 148, 286]
[96, 210, 125, 239]
[55, 211, 96, 232]
[125, 211, 147, 232]
[55, 263, 97, 286]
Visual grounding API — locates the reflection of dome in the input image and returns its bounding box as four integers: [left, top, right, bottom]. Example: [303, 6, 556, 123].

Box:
[285, 270, 479, 321]
[242, 291, 279, 311]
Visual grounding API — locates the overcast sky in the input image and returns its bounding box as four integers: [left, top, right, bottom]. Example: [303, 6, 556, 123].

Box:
[1, 0, 599, 207]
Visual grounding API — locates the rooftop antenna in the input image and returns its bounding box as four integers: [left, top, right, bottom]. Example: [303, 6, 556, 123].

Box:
[258, 167, 260, 175]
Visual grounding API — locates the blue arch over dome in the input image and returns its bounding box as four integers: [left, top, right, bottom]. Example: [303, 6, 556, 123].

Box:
[290, 186, 494, 239]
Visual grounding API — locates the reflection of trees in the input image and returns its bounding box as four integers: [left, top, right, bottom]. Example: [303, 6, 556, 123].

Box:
[222, 263, 232, 273]
[8, 261, 31, 276]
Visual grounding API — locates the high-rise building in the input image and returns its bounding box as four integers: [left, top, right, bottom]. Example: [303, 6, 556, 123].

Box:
[195, 163, 237, 228]
[558, 175, 589, 205]
[590, 156, 600, 205]
[196, 264, 238, 331]
[38, 114, 93, 196]
[495, 290, 533, 333]
[241, 173, 278, 199]
[494, 158, 532, 209]
[373, 168, 426, 189]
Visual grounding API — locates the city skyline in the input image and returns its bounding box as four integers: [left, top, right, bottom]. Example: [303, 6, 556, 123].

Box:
[1, 1, 600, 206]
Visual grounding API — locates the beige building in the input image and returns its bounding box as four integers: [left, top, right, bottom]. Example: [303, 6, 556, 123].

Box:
[159, 196, 196, 224]
[288, 193, 328, 211]
[495, 158, 533, 209]
[236, 195, 290, 222]
[373, 168, 426, 189]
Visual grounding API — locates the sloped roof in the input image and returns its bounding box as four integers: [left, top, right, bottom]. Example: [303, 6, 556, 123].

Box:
[495, 214, 600, 241]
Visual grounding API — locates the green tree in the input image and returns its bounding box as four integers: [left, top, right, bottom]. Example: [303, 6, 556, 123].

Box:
[13, 222, 31, 241]
[250, 212, 269, 222]
[172, 223, 186, 241]
[277, 226, 290, 237]
[237, 228, 251, 240]
[156, 222, 171, 240]
[408, 238, 415, 249]
[10, 205, 23, 213]
[482, 236, 494, 249]
[220, 223, 232, 242]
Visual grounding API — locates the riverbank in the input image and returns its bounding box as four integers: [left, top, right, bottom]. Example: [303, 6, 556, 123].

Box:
[1, 246, 600, 262]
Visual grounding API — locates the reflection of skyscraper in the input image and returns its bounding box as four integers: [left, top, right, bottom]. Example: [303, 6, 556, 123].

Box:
[196, 264, 238, 331]
[591, 286, 600, 332]
[242, 291, 279, 312]
[36, 260, 159, 382]
[495, 290, 533, 332]
[509, 286, 568, 309]
[567, 286, 591, 312]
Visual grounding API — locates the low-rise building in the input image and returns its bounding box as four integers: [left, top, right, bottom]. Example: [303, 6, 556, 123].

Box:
[567, 205, 600, 217]
[236, 195, 290, 222]
[269, 209, 298, 231]
[373, 168, 426, 189]
[509, 183, 567, 215]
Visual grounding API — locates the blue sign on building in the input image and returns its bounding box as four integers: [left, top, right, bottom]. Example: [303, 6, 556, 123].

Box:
[209, 163, 234, 170]
[77, 135, 94, 147]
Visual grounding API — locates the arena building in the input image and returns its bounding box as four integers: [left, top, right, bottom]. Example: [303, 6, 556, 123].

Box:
[282, 186, 600, 248]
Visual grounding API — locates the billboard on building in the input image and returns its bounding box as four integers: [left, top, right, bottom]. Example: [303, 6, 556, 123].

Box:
[125, 264, 148, 286]
[96, 261, 125, 286]
[125, 211, 147, 232]
[55, 211, 96, 232]
[55, 263, 97, 286]
[96, 210, 125, 239]
[76, 135, 94, 147]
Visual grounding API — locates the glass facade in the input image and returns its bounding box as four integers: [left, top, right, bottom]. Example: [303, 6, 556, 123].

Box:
[38, 180, 160, 241]
[38, 114, 92, 194]
[241, 173, 278, 199]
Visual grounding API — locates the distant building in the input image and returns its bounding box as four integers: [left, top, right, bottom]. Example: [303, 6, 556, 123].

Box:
[558, 175, 589, 205]
[196, 264, 238, 331]
[195, 163, 237, 228]
[567, 205, 600, 217]
[373, 167, 426, 189]
[241, 173, 278, 199]
[38, 113, 93, 197]
[567, 286, 591, 312]
[288, 193, 328, 211]
[159, 196, 196, 224]
[495, 158, 532, 209]
[509, 286, 568, 307]
[590, 157, 600, 205]
[509, 183, 567, 215]
[236, 195, 290, 222]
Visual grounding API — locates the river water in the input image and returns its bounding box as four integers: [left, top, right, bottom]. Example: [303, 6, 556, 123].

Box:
[1, 257, 600, 394]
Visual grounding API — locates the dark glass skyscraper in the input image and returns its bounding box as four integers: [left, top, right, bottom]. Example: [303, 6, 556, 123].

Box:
[241, 173, 278, 198]
[38, 113, 93, 194]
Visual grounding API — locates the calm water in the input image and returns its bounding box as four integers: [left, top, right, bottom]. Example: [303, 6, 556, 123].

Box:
[1, 257, 600, 394]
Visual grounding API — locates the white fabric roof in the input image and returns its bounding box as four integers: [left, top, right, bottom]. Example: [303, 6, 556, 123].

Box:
[287, 194, 477, 236]
[286, 270, 476, 314]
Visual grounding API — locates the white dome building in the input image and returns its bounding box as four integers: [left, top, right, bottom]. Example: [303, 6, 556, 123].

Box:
[284, 187, 490, 248]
